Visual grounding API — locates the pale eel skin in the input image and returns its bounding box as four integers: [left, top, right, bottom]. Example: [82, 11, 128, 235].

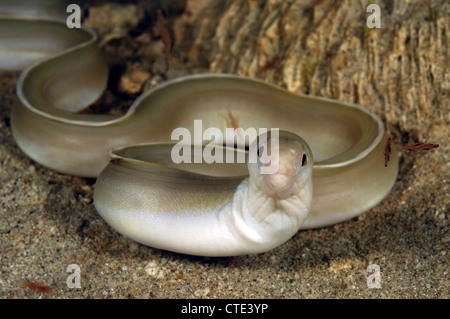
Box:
[0, 3, 398, 256]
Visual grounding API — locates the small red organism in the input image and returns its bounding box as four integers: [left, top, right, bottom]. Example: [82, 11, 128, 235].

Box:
[157, 9, 173, 70]
[258, 56, 278, 74]
[401, 143, 439, 151]
[384, 137, 391, 167]
[21, 280, 53, 294]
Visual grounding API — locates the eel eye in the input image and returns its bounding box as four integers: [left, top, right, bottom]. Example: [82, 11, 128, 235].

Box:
[302, 153, 307, 166]
[258, 145, 264, 158]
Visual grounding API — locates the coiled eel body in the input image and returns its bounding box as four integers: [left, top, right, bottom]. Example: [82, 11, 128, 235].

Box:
[1, 4, 398, 256]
